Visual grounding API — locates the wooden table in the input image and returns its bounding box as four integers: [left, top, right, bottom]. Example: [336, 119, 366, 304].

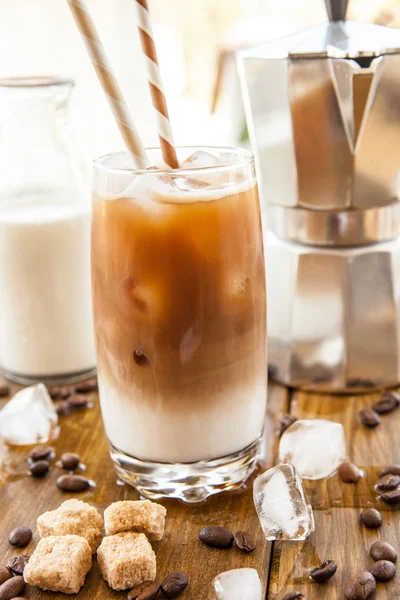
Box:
[1, 378, 399, 599]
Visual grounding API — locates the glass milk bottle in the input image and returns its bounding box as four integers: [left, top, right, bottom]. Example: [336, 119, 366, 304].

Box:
[0, 77, 96, 384]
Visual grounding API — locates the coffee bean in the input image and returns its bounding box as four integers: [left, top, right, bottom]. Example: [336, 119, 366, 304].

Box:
[57, 474, 90, 492]
[199, 526, 233, 549]
[359, 408, 380, 428]
[381, 489, 400, 505]
[28, 445, 53, 462]
[309, 560, 337, 583]
[360, 508, 382, 529]
[29, 460, 49, 478]
[233, 531, 256, 553]
[268, 363, 278, 379]
[369, 560, 396, 582]
[60, 386, 74, 399]
[376, 474, 400, 491]
[133, 348, 149, 366]
[0, 575, 25, 600]
[279, 414, 297, 436]
[8, 527, 32, 548]
[60, 452, 80, 470]
[48, 386, 61, 399]
[372, 391, 400, 414]
[75, 380, 98, 394]
[8, 554, 30, 575]
[161, 572, 188, 598]
[0, 566, 12, 586]
[128, 581, 160, 600]
[338, 462, 362, 483]
[379, 465, 400, 477]
[370, 541, 397, 563]
[282, 593, 305, 600]
[344, 571, 376, 600]
[0, 385, 10, 398]
[54, 400, 71, 416]
[67, 394, 89, 409]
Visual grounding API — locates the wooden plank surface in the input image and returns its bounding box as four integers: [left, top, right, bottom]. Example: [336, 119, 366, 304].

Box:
[268, 388, 400, 599]
[0, 379, 288, 599]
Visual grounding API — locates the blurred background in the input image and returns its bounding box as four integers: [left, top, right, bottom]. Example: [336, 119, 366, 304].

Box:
[2, 0, 400, 163]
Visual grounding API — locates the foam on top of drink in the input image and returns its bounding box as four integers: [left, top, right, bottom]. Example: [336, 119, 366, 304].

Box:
[96, 150, 256, 204]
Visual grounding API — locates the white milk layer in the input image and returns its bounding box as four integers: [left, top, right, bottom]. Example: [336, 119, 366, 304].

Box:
[99, 377, 266, 463]
[0, 191, 96, 377]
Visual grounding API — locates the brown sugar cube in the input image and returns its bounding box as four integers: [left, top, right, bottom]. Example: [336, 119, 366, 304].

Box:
[97, 532, 156, 591]
[37, 499, 103, 553]
[23, 534, 92, 594]
[104, 500, 166, 540]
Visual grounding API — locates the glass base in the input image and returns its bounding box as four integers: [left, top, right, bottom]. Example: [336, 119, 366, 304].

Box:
[2, 366, 97, 386]
[109, 437, 261, 503]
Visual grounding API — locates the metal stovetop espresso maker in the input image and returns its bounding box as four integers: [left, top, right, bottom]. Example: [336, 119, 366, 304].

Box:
[239, 0, 400, 392]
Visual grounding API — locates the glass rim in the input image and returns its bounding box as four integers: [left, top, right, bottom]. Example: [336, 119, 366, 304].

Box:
[92, 146, 254, 177]
[0, 76, 74, 90]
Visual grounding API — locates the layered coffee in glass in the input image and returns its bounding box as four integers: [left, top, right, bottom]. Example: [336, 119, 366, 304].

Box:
[92, 147, 267, 502]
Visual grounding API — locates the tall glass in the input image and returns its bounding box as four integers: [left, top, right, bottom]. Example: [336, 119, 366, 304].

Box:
[92, 147, 267, 502]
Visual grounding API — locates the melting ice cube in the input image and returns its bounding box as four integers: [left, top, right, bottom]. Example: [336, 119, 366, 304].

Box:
[253, 463, 314, 541]
[0, 384, 58, 445]
[212, 568, 262, 600]
[181, 150, 220, 169]
[278, 419, 346, 480]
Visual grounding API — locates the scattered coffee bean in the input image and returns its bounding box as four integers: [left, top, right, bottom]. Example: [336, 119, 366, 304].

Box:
[379, 465, 400, 477]
[268, 363, 278, 379]
[60, 452, 80, 470]
[29, 460, 50, 478]
[0, 385, 10, 398]
[369, 560, 396, 582]
[338, 462, 362, 483]
[344, 571, 376, 600]
[128, 581, 160, 600]
[381, 489, 400, 505]
[0, 566, 12, 586]
[160, 572, 188, 598]
[8, 527, 32, 548]
[309, 559, 337, 583]
[376, 474, 400, 491]
[60, 386, 74, 399]
[370, 541, 397, 563]
[67, 394, 89, 409]
[233, 531, 256, 553]
[28, 445, 53, 462]
[54, 400, 71, 416]
[75, 379, 98, 394]
[359, 408, 381, 428]
[372, 391, 400, 414]
[7, 554, 30, 575]
[279, 414, 297, 436]
[56, 474, 90, 493]
[48, 386, 61, 399]
[360, 508, 382, 529]
[199, 526, 234, 549]
[282, 593, 305, 600]
[133, 348, 149, 366]
[0, 575, 25, 600]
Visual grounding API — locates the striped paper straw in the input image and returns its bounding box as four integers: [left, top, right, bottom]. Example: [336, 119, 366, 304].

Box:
[66, 0, 149, 169]
[135, 0, 179, 169]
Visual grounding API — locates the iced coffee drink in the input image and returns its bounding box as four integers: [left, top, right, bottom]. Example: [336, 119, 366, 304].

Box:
[92, 147, 267, 501]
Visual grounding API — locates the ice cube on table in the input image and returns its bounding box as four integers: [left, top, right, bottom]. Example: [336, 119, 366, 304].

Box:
[212, 568, 262, 600]
[181, 150, 220, 169]
[253, 463, 314, 541]
[278, 419, 346, 480]
[0, 384, 58, 445]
